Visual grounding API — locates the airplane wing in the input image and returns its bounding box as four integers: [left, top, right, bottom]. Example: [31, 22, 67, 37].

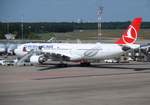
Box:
[45, 49, 85, 61]
[43, 50, 73, 61]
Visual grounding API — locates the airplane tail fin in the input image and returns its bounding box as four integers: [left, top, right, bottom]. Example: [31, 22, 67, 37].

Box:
[115, 17, 142, 44]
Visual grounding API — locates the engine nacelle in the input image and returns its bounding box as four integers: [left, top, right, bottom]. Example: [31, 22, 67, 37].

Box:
[30, 55, 47, 64]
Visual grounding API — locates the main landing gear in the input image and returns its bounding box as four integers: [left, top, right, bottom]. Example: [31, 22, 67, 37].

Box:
[80, 61, 91, 67]
[56, 63, 68, 67]
[57, 57, 68, 67]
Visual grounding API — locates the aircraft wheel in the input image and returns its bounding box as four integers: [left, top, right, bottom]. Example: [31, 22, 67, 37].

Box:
[80, 62, 91, 67]
[57, 63, 68, 67]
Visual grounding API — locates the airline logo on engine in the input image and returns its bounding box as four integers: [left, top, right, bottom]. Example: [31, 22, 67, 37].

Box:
[122, 25, 137, 44]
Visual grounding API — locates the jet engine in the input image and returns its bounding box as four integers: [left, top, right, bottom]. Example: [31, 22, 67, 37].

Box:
[30, 55, 47, 64]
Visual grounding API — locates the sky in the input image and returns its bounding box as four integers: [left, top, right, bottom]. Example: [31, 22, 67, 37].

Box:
[0, 0, 150, 22]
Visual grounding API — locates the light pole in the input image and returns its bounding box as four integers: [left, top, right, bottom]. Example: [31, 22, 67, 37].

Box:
[21, 16, 24, 40]
[7, 22, 9, 34]
[97, 6, 103, 42]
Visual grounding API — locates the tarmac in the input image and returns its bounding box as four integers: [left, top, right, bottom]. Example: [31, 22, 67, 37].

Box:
[0, 62, 150, 105]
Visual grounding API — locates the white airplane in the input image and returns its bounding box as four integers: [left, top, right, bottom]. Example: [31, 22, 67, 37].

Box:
[6, 43, 20, 55]
[14, 17, 142, 66]
[0, 43, 7, 55]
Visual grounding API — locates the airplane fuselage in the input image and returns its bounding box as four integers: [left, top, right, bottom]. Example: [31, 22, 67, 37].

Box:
[14, 43, 127, 61]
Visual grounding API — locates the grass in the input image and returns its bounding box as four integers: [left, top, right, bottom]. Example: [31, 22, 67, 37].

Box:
[38, 29, 150, 40]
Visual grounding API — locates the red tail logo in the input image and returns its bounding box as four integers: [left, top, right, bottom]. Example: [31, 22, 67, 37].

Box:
[115, 17, 142, 44]
[123, 25, 137, 44]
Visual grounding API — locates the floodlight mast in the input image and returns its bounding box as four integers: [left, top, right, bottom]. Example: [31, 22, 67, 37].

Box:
[7, 22, 9, 34]
[97, 6, 103, 42]
[21, 16, 24, 40]
[5, 17, 10, 34]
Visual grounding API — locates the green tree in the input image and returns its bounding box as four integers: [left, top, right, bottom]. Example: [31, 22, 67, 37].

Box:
[27, 32, 40, 40]
[0, 31, 5, 39]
